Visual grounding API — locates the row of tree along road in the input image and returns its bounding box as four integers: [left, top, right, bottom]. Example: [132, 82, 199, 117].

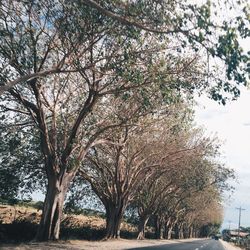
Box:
[0, 0, 249, 242]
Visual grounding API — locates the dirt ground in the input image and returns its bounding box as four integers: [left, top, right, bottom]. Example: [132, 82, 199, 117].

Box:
[0, 239, 194, 250]
[220, 240, 243, 250]
[0, 239, 242, 250]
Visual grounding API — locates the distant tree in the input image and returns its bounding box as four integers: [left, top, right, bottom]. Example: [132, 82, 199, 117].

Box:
[168, 162, 233, 239]
[134, 139, 234, 240]
[134, 129, 211, 240]
[184, 197, 224, 238]
[64, 177, 103, 215]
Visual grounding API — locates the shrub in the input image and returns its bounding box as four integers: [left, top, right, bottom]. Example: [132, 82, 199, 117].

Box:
[0, 219, 38, 243]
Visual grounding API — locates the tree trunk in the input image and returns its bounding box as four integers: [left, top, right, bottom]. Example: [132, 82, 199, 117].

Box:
[192, 227, 197, 238]
[104, 202, 125, 239]
[183, 224, 188, 239]
[174, 223, 179, 239]
[155, 216, 163, 239]
[163, 219, 173, 240]
[36, 173, 73, 241]
[137, 215, 150, 240]
[178, 223, 184, 239]
[189, 225, 193, 238]
[167, 224, 174, 240]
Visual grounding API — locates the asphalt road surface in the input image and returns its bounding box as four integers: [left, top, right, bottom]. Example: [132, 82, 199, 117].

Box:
[128, 239, 225, 250]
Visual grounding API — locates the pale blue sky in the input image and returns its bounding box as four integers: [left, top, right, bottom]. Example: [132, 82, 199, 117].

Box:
[195, 87, 250, 230]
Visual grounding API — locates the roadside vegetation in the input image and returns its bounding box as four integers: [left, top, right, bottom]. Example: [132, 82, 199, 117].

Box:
[0, 195, 220, 243]
[0, 0, 249, 244]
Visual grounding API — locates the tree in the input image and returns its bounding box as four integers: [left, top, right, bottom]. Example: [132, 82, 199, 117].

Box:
[0, 0, 169, 240]
[64, 177, 103, 215]
[162, 160, 234, 239]
[180, 191, 224, 238]
[0, 3, 207, 239]
[0, 116, 45, 201]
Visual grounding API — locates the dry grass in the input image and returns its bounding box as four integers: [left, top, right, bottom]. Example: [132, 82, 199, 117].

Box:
[0, 205, 41, 224]
[0, 204, 136, 232]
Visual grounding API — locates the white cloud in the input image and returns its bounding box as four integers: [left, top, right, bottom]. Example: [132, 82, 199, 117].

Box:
[195, 87, 250, 230]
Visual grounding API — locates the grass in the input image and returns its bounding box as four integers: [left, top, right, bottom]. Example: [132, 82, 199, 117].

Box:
[0, 203, 137, 243]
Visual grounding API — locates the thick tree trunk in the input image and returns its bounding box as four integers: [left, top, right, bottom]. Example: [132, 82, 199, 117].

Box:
[137, 215, 150, 240]
[104, 202, 125, 239]
[189, 225, 193, 238]
[183, 224, 188, 239]
[154, 216, 163, 239]
[192, 227, 197, 238]
[163, 219, 173, 240]
[166, 224, 174, 240]
[174, 224, 179, 239]
[36, 173, 73, 241]
[178, 223, 184, 239]
[195, 228, 199, 238]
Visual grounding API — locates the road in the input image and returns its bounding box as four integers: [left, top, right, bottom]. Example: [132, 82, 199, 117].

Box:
[128, 239, 225, 250]
[1, 239, 238, 250]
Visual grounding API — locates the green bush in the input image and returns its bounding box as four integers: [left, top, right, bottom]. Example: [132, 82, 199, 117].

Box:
[31, 201, 44, 211]
[0, 219, 38, 243]
[61, 225, 106, 240]
[120, 230, 138, 239]
[82, 208, 105, 218]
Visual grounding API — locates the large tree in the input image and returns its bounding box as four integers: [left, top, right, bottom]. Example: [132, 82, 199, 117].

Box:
[0, 3, 205, 241]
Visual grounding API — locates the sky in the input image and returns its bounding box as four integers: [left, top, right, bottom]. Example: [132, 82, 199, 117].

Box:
[194, 3, 250, 230]
[195, 87, 250, 230]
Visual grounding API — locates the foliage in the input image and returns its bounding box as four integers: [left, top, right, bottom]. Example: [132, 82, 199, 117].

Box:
[0, 117, 45, 201]
[199, 223, 221, 237]
[64, 177, 104, 216]
[0, 219, 38, 243]
[0, 0, 249, 101]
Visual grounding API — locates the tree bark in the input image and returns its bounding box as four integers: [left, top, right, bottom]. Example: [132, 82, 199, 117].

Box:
[192, 227, 198, 238]
[137, 215, 150, 240]
[178, 223, 184, 239]
[189, 225, 193, 238]
[154, 216, 163, 239]
[166, 223, 174, 240]
[104, 202, 125, 239]
[163, 218, 173, 240]
[36, 172, 73, 241]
